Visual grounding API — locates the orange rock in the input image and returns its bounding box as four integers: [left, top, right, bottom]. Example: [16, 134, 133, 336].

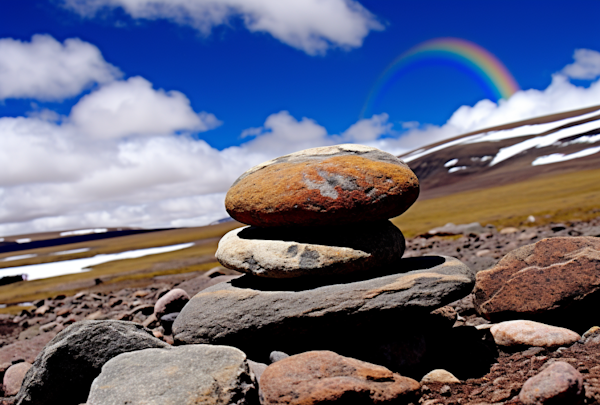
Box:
[473, 236, 600, 326]
[226, 144, 419, 227]
[259, 350, 420, 404]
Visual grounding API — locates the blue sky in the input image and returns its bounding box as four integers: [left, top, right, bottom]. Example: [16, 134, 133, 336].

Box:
[1, 0, 600, 235]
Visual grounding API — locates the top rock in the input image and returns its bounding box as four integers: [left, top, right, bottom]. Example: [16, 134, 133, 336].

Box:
[226, 144, 419, 227]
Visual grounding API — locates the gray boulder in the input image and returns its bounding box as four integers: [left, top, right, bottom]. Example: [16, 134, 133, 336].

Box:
[216, 221, 405, 278]
[174, 255, 474, 367]
[16, 320, 169, 405]
[87, 345, 258, 405]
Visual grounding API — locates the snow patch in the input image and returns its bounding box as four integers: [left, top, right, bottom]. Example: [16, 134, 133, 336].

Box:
[404, 135, 482, 163]
[1, 254, 37, 262]
[60, 228, 108, 237]
[489, 119, 600, 166]
[0, 242, 194, 281]
[444, 159, 459, 167]
[448, 166, 467, 173]
[532, 146, 600, 166]
[52, 248, 91, 255]
[16, 238, 31, 244]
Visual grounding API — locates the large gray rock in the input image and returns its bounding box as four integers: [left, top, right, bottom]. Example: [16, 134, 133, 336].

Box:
[216, 221, 406, 278]
[87, 345, 258, 405]
[16, 320, 169, 405]
[174, 255, 474, 365]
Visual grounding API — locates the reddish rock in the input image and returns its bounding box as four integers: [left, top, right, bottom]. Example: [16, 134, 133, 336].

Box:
[225, 144, 419, 227]
[519, 361, 583, 404]
[490, 320, 580, 348]
[3, 362, 32, 396]
[473, 236, 600, 324]
[259, 350, 420, 404]
[154, 289, 189, 319]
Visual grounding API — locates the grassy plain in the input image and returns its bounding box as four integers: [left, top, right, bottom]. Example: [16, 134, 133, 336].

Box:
[0, 221, 242, 306]
[1, 167, 599, 308]
[393, 167, 600, 237]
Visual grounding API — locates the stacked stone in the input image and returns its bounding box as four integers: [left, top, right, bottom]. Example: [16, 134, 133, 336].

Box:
[173, 144, 476, 373]
[217, 143, 419, 279]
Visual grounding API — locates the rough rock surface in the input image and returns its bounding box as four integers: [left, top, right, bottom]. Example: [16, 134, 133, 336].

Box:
[225, 144, 419, 227]
[15, 320, 169, 405]
[3, 363, 32, 396]
[153, 288, 189, 319]
[473, 236, 600, 329]
[519, 361, 584, 404]
[491, 320, 581, 348]
[421, 369, 461, 384]
[174, 255, 473, 363]
[216, 221, 405, 278]
[87, 345, 257, 405]
[259, 351, 420, 405]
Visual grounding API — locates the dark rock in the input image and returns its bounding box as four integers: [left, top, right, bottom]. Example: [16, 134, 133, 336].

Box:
[15, 320, 169, 405]
[174, 255, 474, 367]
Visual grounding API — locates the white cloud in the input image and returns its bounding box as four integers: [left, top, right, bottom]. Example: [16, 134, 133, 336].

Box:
[0, 35, 121, 100]
[62, 0, 383, 55]
[0, 108, 393, 236]
[371, 72, 600, 156]
[562, 49, 600, 80]
[341, 113, 392, 142]
[69, 76, 221, 138]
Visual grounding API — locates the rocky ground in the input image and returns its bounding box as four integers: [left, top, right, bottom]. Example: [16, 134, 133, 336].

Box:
[0, 216, 599, 404]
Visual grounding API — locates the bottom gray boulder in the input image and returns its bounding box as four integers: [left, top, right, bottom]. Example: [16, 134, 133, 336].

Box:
[87, 345, 258, 405]
[16, 320, 169, 405]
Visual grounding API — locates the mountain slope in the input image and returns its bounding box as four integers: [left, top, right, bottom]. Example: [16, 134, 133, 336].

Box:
[400, 104, 600, 200]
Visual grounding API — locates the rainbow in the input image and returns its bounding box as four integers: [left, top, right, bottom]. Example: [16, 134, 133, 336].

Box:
[361, 37, 520, 118]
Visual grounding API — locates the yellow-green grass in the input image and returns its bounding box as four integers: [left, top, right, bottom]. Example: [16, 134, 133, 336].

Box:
[393, 167, 600, 238]
[2, 167, 600, 308]
[0, 222, 243, 307]
[0, 221, 242, 268]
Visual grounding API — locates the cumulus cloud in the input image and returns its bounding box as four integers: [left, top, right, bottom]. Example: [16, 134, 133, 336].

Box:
[0, 35, 121, 100]
[62, 0, 383, 55]
[69, 76, 221, 138]
[370, 71, 600, 156]
[562, 49, 600, 80]
[0, 108, 392, 235]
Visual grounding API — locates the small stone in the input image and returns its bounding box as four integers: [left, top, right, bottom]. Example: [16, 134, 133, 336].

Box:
[259, 351, 420, 404]
[500, 227, 519, 234]
[87, 345, 257, 405]
[269, 351, 289, 364]
[519, 361, 583, 404]
[33, 306, 49, 316]
[491, 320, 580, 347]
[4, 362, 32, 396]
[476, 249, 491, 257]
[247, 359, 268, 381]
[421, 369, 460, 384]
[216, 220, 405, 278]
[153, 289, 189, 320]
[225, 144, 419, 227]
[439, 385, 452, 396]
